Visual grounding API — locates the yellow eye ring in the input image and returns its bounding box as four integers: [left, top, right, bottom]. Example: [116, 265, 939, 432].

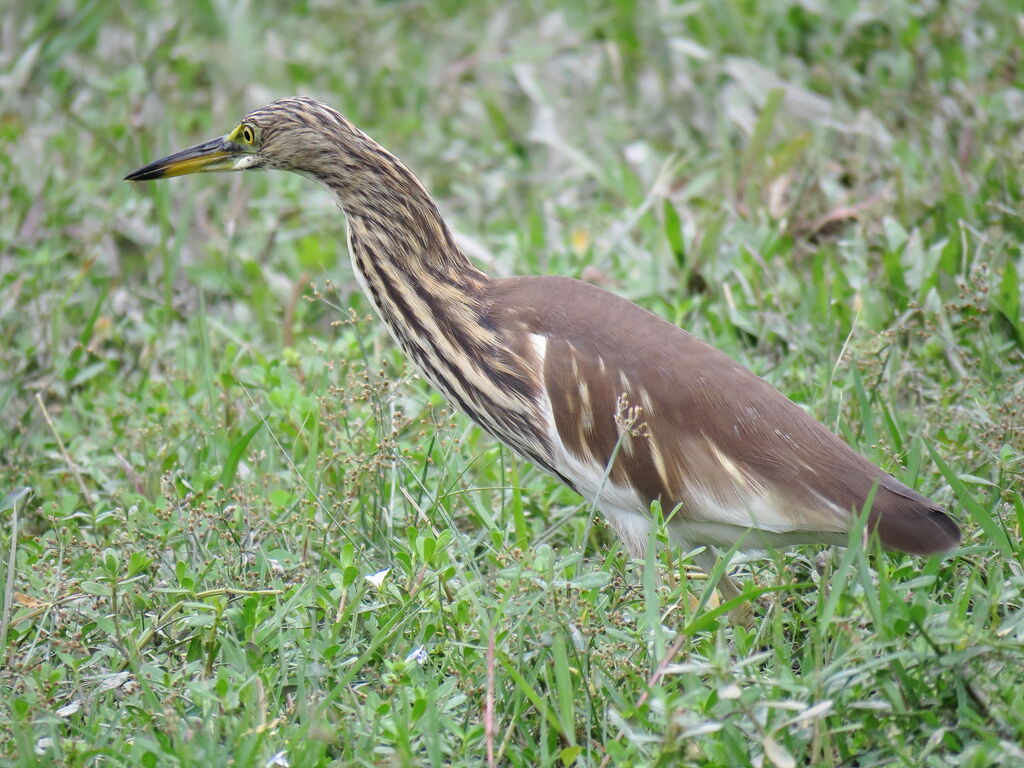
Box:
[241, 125, 255, 144]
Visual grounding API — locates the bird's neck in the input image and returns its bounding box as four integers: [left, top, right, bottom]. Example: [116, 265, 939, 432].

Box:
[315, 143, 552, 472]
[343, 192, 492, 357]
[317, 147, 489, 295]
[346, 189, 488, 296]
[317, 149, 501, 391]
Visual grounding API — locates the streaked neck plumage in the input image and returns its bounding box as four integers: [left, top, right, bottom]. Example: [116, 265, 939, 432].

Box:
[303, 128, 548, 467]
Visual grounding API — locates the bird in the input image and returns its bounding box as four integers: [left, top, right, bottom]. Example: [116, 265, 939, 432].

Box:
[125, 97, 960, 602]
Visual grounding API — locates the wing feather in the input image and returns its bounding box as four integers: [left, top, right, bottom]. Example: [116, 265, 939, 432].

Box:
[484, 275, 960, 554]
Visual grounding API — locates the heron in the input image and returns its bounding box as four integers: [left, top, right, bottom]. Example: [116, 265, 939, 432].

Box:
[125, 97, 960, 604]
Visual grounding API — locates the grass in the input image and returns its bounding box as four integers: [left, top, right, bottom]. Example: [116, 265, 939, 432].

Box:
[1, 0, 1022, 765]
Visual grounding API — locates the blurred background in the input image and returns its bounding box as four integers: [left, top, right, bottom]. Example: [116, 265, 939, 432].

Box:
[1, 1, 1022, 765]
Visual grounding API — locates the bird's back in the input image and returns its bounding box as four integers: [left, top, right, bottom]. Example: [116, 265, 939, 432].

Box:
[483, 275, 960, 556]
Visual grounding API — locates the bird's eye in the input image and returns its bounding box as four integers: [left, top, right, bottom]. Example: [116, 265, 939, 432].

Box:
[241, 125, 256, 144]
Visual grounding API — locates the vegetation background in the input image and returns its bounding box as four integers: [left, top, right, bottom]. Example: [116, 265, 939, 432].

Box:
[1, 0, 1022, 765]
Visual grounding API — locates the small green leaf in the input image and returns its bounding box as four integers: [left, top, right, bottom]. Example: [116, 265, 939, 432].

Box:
[127, 551, 153, 578]
[570, 571, 611, 590]
[12, 698, 29, 719]
[419, 535, 436, 565]
[551, 632, 575, 746]
[957, 474, 997, 487]
[663, 199, 686, 269]
[995, 259, 1024, 349]
[80, 581, 112, 597]
[559, 746, 582, 766]
[220, 421, 263, 488]
[342, 565, 358, 588]
[268, 489, 296, 509]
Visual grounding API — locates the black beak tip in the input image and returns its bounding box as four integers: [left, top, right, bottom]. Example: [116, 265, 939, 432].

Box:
[124, 166, 160, 182]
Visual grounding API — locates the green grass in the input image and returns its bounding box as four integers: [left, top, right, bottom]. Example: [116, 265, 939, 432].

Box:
[1, 0, 1023, 765]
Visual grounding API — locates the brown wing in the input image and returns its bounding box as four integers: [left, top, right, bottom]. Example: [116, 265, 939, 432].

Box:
[484, 275, 960, 555]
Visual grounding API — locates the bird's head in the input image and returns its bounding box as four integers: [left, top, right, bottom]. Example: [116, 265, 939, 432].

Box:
[124, 97, 367, 182]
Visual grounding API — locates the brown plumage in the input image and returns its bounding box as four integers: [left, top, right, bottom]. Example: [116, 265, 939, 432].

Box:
[126, 97, 960, 596]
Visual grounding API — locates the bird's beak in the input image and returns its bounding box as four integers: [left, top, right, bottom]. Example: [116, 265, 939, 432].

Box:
[124, 135, 249, 181]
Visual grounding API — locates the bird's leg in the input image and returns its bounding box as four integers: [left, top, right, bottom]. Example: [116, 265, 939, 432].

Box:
[689, 546, 755, 628]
